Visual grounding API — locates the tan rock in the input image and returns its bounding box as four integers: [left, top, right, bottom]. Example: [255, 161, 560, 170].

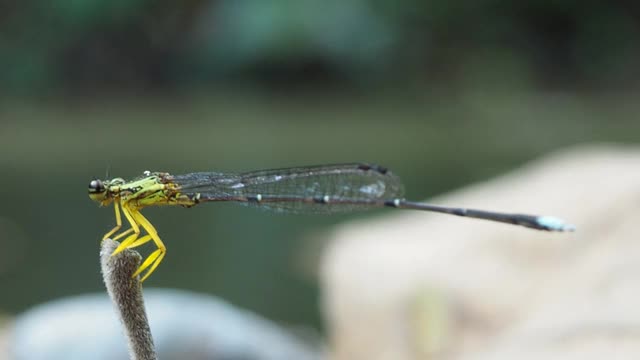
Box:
[320, 145, 640, 360]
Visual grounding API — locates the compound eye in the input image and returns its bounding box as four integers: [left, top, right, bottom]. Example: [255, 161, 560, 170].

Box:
[89, 179, 106, 193]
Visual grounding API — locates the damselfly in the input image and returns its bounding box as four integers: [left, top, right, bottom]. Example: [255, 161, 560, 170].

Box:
[89, 163, 574, 282]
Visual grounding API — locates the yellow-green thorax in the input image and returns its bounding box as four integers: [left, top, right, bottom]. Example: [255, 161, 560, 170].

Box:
[88, 172, 197, 209]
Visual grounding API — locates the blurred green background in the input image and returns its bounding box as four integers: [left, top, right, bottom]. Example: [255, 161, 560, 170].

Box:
[0, 0, 639, 331]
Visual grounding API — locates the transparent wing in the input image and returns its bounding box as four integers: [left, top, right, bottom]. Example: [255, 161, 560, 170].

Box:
[172, 163, 405, 213]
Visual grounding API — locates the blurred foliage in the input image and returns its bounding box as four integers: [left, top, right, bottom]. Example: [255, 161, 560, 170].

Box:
[1, 0, 639, 94]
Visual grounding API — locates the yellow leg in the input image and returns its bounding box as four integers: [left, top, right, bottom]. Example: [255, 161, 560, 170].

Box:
[112, 232, 141, 256]
[128, 234, 153, 248]
[102, 200, 123, 241]
[113, 227, 135, 241]
[104, 199, 141, 244]
[120, 202, 141, 235]
[126, 206, 166, 282]
[110, 204, 142, 255]
[133, 249, 165, 282]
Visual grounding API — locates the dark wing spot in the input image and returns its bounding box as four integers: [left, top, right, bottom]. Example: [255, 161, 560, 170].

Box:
[358, 163, 388, 174]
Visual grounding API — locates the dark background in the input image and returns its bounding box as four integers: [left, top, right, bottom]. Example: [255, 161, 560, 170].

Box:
[0, 0, 639, 331]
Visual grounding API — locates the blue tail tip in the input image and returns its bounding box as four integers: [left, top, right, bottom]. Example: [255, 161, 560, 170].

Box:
[537, 216, 576, 232]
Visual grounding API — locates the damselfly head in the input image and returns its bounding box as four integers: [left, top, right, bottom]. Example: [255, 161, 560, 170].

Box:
[88, 178, 108, 203]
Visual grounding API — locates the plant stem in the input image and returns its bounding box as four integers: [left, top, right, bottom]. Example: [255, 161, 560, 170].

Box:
[101, 239, 157, 360]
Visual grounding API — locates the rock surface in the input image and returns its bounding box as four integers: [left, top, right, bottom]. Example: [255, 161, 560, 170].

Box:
[6, 289, 321, 360]
[320, 145, 640, 360]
